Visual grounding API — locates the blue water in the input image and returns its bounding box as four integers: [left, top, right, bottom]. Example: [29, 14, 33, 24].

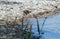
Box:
[29, 14, 60, 39]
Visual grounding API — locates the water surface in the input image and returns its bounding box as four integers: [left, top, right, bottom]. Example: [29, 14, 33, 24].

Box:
[30, 14, 60, 39]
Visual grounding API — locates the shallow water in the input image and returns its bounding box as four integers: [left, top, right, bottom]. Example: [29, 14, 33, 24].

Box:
[29, 14, 60, 39]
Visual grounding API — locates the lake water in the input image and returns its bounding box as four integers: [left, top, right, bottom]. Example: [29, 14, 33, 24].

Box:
[29, 14, 60, 39]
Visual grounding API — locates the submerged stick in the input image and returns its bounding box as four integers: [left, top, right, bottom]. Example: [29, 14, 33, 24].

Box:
[41, 17, 47, 32]
[36, 18, 40, 35]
